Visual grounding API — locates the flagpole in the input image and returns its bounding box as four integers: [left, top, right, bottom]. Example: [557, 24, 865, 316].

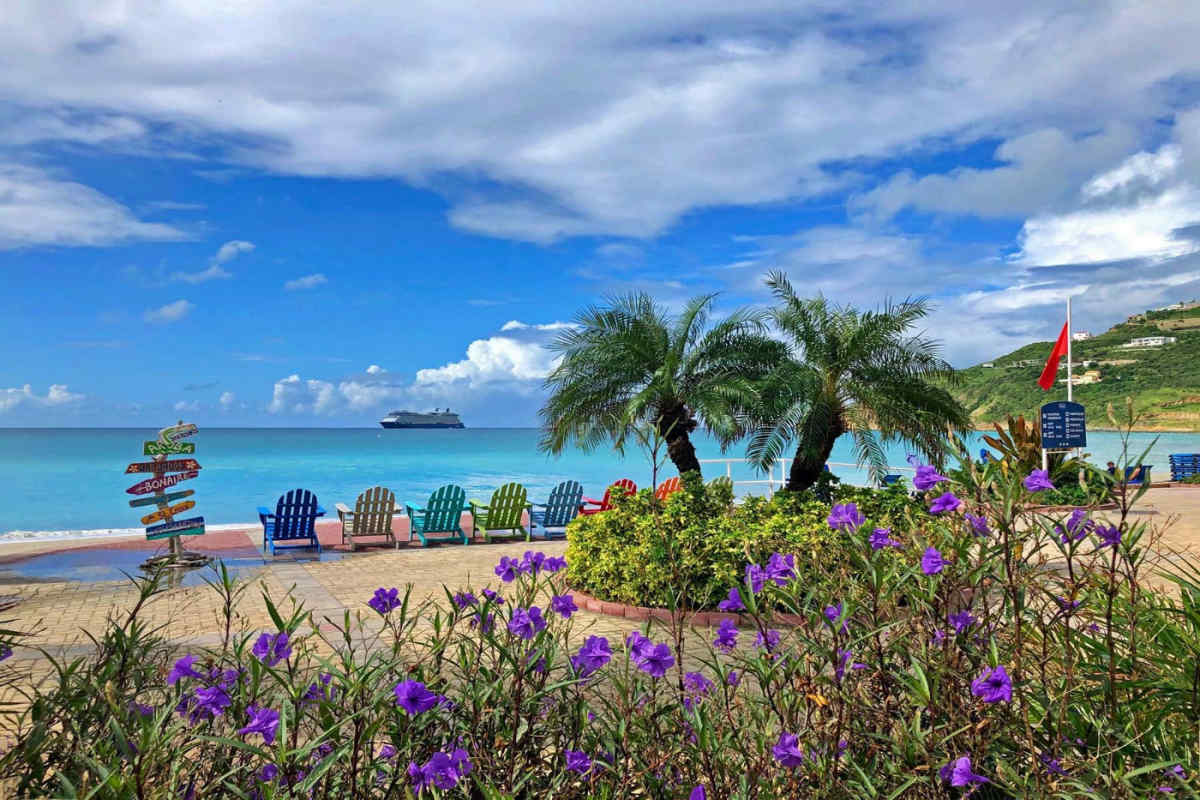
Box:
[1066, 296, 1073, 403]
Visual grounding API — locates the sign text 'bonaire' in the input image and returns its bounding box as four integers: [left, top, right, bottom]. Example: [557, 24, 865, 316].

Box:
[125, 458, 201, 474]
[126, 471, 199, 495]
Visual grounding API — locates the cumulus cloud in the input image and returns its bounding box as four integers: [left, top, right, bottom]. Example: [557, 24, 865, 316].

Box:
[0, 383, 84, 412]
[498, 321, 574, 332]
[143, 299, 194, 324]
[219, 391, 236, 409]
[414, 335, 559, 388]
[0, 162, 187, 250]
[365, 364, 385, 375]
[171, 240, 255, 283]
[283, 273, 328, 290]
[267, 373, 405, 415]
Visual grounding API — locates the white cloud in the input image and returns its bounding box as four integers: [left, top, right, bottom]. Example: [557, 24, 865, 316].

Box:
[0, 162, 187, 250]
[499, 320, 574, 332]
[172, 240, 255, 283]
[365, 364, 385, 375]
[0, 383, 84, 412]
[266, 373, 404, 415]
[1082, 145, 1181, 200]
[415, 335, 558, 388]
[143, 299, 195, 324]
[964, 282, 1091, 313]
[219, 391, 236, 409]
[283, 273, 328, 291]
[173, 400, 199, 412]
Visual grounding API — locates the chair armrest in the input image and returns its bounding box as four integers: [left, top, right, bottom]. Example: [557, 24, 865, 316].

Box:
[316, 505, 326, 516]
[530, 502, 547, 509]
[335, 503, 352, 518]
[581, 496, 602, 505]
[468, 500, 488, 511]
[405, 503, 424, 514]
[257, 506, 273, 519]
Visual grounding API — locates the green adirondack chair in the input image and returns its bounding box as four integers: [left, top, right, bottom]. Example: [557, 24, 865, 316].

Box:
[469, 482, 531, 542]
[405, 484, 469, 546]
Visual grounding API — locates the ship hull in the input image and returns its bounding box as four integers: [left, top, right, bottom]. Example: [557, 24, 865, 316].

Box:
[380, 421, 466, 429]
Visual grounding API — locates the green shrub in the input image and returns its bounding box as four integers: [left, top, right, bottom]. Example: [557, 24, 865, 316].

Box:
[565, 474, 925, 608]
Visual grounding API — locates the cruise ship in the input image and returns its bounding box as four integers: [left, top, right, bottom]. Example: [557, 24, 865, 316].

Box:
[379, 409, 465, 429]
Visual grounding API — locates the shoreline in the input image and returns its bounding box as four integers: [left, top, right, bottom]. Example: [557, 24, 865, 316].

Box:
[0, 521, 257, 546]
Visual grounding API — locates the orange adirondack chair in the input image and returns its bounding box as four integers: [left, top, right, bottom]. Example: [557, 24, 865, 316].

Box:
[654, 476, 682, 501]
[579, 479, 636, 515]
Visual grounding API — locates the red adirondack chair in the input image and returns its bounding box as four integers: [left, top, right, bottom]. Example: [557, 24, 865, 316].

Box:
[579, 479, 636, 515]
[654, 476, 682, 501]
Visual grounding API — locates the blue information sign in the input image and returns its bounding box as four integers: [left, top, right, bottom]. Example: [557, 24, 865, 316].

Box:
[1040, 401, 1086, 450]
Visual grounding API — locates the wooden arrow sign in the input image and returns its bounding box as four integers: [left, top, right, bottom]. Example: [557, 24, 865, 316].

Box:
[140, 500, 196, 525]
[126, 471, 199, 495]
[144, 440, 195, 456]
[125, 459, 200, 474]
[159, 423, 198, 443]
[145, 516, 204, 536]
[129, 489, 194, 508]
[146, 525, 204, 541]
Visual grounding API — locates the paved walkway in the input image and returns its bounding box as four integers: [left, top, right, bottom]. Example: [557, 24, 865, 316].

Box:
[1, 487, 1198, 679]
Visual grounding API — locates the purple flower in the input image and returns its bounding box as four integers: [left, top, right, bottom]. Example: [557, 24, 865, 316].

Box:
[948, 610, 976, 634]
[379, 744, 397, 760]
[824, 602, 848, 633]
[543, 555, 567, 572]
[410, 749, 471, 793]
[508, 606, 547, 640]
[0, 645, 10, 662]
[713, 618, 738, 652]
[827, 502, 866, 532]
[368, 587, 401, 615]
[471, 612, 495, 633]
[635, 642, 675, 678]
[921, 547, 946, 575]
[718, 587, 745, 612]
[393, 680, 439, 715]
[909, 455, 949, 491]
[1095, 524, 1121, 549]
[772, 732, 805, 768]
[869, 527, 901, 550]
[570, 636, 612, 677]
[521, 550, 546, 574]
[970, 665, 1013, 703]
[482, 588, 504, 604]
[167, 654, 204, 686]
[727, 670, 741, 687]
[931, 628, 947, 646]
[626, 631, 654, 660]
[302, 672, 334, 703]
[964, 513, 989, 537]
[237, 705, 280, 745]
[940, 756, 988, 787]
[929, 492, 961, 515]
[684, 671, 715, 697]
[550, 594, 578, 619]
[251, 631, 291, 667]
[1024, 469, 1055, 492]
[178, 684, 231, 723]
[128, 700, 155, 717]
[1040, 752, 1067, 777]
[765, 552, 796, 586]
[1056, 596, 1081, 612]
[835, 648, 865, 682]
[745, 564, 766, 595]
[690, 787, 707, 800]
[1058, 509, 1094, 543]
[565, 750, 593, 775]
[258, 763, 279, 783]
[452, 591, 476, 608]
[754, 629, 781, 653]
[494, 556, 521, 582]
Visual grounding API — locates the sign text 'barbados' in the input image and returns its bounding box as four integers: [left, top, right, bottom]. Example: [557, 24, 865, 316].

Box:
[125, 458, 200, 474]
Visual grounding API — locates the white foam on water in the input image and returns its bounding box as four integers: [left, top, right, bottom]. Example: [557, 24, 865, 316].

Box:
[0, 522, 257, 544]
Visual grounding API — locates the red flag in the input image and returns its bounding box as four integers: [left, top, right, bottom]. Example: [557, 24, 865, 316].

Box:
[1037, 322, 1069, 391]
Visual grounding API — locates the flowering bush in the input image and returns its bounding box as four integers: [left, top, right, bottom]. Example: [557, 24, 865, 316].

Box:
[565, 474, 924, 607]
[1, 428, 1198, 797]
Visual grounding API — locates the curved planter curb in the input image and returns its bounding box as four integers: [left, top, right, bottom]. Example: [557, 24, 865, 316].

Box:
[566, 587, 806, 629]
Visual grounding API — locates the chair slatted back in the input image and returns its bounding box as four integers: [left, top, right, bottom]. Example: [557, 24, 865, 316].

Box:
[484, 482, 528, 529]
[274, 489, 319, 541]
[423, 485, 467, 532]
[543, 480, 583, 527]
[354, 486, 396, 535]
[654, 476, 682, 501]
[599, 478, 637, 509]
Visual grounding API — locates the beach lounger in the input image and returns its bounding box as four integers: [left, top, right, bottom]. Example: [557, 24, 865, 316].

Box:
[654, 476, 682, 501]
[530, 480, 583, 539]
[1169, 454, 1200, 481]
[579, 478, 636, 515]
[406, 484, 470, 546]
[258, 489, 325, 556]
[1124, 464, 1153, 485]
[469, 482, 531, 542]
[336, 486, 397, 550]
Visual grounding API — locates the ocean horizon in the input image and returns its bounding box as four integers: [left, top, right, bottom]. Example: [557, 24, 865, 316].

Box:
[2, 426, 1196, 540]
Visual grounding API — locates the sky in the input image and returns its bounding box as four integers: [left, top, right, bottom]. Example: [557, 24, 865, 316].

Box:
[3, 1, 1200, 427]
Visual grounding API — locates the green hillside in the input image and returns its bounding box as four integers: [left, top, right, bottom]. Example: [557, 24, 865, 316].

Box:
[951, 304, 1200, 431]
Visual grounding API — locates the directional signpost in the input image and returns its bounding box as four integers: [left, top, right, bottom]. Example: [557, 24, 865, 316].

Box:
[125, 421, 210, 571]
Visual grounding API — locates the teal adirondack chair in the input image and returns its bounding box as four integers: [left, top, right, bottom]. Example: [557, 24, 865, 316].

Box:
[530, 480, 583, 539]
[469, 482, 531, 542]
[406, 485, 469, 546]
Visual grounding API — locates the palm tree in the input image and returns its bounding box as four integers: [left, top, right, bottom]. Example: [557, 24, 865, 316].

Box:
[539, 293, 786, 477]
[742, 271, 969, 492]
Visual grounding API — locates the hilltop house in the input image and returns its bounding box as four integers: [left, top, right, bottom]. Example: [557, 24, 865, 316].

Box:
[1071, 331, 1092, 341]
[1121, 336, 1178, 349]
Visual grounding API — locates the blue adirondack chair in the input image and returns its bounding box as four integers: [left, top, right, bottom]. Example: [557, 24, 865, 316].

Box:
[530, 480, 583, 539]
[406, 484, 470, 546]
[258, 489, 325, 556]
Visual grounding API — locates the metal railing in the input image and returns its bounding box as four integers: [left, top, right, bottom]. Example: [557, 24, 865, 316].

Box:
[698, 458, 916, 496]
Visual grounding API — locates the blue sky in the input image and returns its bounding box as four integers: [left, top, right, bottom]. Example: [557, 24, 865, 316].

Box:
[3, 1, 1200, 426]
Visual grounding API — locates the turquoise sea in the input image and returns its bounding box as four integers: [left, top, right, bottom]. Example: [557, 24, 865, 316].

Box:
[0, 427, 1197, 537]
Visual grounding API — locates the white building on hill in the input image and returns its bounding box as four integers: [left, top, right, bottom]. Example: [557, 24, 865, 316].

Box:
[1121, 336, 1177, 348]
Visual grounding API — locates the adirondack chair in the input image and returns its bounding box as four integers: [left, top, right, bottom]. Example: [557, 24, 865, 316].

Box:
[469, 482, 531, 542]
[406, 484, 470, 546]
[654, 476, 682, 501]
[530, 480, 583, 539]
[579, 479, 636, 515]
[335, 486, 397, 551]
[258, 489, 325, 556]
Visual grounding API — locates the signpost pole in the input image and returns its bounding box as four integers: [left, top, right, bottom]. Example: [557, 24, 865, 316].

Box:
[133, 420, 209, 572]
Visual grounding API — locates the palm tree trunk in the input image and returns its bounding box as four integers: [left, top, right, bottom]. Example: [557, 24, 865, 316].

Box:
[785, 413, 844, 492]
[659, 404, 702, 477]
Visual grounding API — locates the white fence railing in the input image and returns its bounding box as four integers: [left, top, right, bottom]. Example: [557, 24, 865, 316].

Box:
[698, 458, 916, 496]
